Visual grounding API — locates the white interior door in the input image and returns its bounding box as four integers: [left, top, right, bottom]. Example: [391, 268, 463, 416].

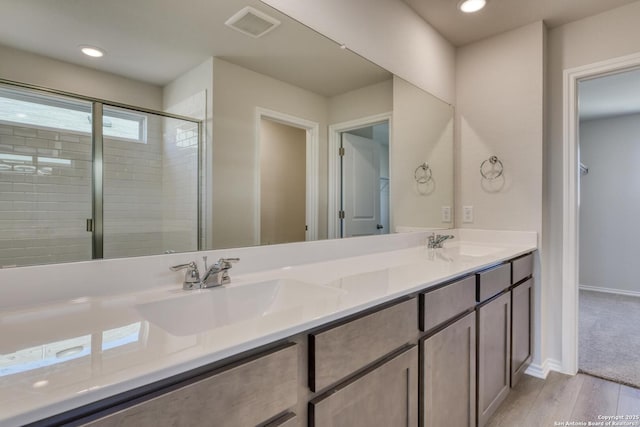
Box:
[342, 133, 382, 237]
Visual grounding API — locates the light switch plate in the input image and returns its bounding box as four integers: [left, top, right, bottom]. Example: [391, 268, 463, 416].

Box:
[441, 206, 451, 223]
[463, 206, 473, 223]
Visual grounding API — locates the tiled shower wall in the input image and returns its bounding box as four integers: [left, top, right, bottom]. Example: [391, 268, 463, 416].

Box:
[0, 123, 92, 267]
[161, 91, 203, 255]
[0, 112, 199, 267]
[103, 114, 164, 258]
[161, 118, 198, 254]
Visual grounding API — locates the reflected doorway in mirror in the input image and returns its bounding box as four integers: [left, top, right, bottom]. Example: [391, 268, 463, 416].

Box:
[328, 113, 392, 239]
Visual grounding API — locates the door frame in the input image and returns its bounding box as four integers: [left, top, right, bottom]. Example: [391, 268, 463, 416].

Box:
[254, 107, 319, 244]
[328, 112, 392, 239]
[562, 52, 640, 375]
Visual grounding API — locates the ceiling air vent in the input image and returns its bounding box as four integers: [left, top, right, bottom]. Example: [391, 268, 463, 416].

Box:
[225, 6, 281, 38]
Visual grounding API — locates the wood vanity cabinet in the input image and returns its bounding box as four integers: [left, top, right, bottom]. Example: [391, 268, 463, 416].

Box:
[29, 252, 537, 427]
[75, 343, 299, 427]
[510, 253, 534, 388]
[264, 412, 298, 427]
[421, 312, 476, 427]
[308, 298, 418, 393]
[419, 275, 476, 427]
[308, 297, 419, 427]
[477, 266, 512, 427]
[510, 278, 532, 387]
[309, 345, 418, 427]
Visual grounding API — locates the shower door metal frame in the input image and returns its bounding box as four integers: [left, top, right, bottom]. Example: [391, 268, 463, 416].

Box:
[0, 78, 204, 260]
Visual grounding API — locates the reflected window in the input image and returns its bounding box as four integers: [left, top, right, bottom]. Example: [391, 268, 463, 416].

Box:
[0, 322, 141, 377]
[0, 153, 72, 175]
[175, 123, 198, 148]
[0, 334, 91, 377]
[102, 322, 142, 351]
[0, 87, 146, 143]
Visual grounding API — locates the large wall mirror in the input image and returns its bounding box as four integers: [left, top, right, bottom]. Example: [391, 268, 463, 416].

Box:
[0, 0, 453, 267]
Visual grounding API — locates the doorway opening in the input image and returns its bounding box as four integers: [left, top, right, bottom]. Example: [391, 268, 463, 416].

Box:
[328, 113, 391, 239]
[576, 67, 640, 388]
[562, 52, 640, 378]
[255, 108, 319, 245]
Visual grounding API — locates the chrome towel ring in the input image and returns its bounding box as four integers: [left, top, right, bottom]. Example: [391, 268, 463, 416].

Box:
[414, 162, 432, 184]
[480, 156, 504, 180]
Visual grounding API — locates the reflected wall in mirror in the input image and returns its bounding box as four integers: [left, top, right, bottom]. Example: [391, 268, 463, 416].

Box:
[0, 0, 453, 267]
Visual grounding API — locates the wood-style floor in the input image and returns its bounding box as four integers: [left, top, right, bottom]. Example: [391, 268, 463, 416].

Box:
[487, 372, 640, 427]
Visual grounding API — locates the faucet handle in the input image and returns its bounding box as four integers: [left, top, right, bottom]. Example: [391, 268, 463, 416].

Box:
[170, 261, 197, 271]
[217, 257, 240, 269]
[170, 261, 201, 289]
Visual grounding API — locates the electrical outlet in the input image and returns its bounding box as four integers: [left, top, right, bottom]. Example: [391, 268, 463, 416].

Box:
[463, 206, 473, 223]
[441, 206, 451, 223]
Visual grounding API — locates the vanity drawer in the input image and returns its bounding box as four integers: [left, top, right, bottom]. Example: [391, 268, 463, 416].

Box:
[309, 298, 418, 392]
[264, 412, 297, 427]
[512, 253, 533, 284]
[420, 275, 476, 332]
[79, 343, 298, 427]
[476, 263, 511, 302]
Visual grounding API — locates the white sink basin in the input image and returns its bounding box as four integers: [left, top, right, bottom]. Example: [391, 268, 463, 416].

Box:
[443, 244, 504, 258]
[136, 279, 344, 336]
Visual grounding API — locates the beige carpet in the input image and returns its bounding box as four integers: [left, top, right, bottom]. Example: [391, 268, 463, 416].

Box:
[579, 289, 640, 389]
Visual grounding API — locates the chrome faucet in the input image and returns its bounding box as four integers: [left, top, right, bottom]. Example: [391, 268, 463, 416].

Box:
[427, 233, 454, 249]
[201, 257, 240, 287]
[170, 257, 240, 290]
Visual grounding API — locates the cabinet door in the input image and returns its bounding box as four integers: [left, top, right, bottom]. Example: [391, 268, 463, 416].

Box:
[79, 343, 298, 427]
[477, 292, 511, 427]
[422, 312, 476, 427]
[310, 345, 418, 427]
[511, 278, 533, 387]
[310, 298, 417, 392]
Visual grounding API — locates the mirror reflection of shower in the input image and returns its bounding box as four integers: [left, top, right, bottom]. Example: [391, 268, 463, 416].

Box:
[0, 83, 201, 267]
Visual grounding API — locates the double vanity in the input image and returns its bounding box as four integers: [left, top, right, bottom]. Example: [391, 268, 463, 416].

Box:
[0, 230, 536, 427]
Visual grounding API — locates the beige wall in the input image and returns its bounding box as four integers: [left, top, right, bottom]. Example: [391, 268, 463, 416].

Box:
[261, 0, 456, 105]
[0, 44, 162, 110]
[211, 58, 328, 249]
[455, 22, 545, 367]
[260, 119, 307, 245]
[455, 22, 544, 233]
[328, 79, 393, 124]
[546, 1, 640, 364]
[392, 76, 454, 230]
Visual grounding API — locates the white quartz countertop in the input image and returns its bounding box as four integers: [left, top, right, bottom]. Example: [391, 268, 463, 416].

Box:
[0, 235, 536, 426]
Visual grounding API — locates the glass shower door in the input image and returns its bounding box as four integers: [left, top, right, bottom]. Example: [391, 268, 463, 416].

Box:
[0, 85, 93, 267]
[101, 105, 199, 259]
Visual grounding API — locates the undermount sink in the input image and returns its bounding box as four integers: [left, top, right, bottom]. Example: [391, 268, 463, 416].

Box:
[136, 279, 344, 336]
[443, 244, 504, 258]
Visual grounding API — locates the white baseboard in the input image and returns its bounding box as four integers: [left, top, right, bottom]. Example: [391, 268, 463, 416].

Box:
[579, 285, 640, 298]
[525, 358, 564, 379]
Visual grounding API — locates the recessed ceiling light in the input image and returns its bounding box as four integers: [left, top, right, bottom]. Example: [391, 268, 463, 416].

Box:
[80, 45, 105, 58]
[458, 0, 487, 13]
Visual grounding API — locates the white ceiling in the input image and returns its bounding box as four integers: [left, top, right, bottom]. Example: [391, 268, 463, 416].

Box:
[579, 68, 640, 121]
[0, 0, 390, 97]
[403, 0, 640, 46]
[404, 0, 640, 119]
[3, 0, 638, 113]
